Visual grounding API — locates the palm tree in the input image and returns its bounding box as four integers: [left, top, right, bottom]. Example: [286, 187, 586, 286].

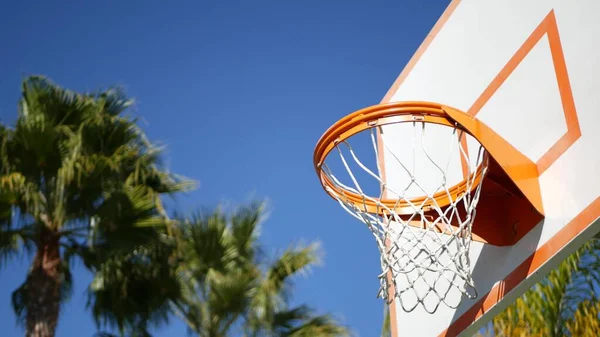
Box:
[168, 202, 352, 337]
[0, 76, 194, 337]
[477, 237, 600, 337]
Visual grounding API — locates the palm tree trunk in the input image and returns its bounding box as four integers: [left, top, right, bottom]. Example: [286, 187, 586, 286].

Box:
[26, 234, 61, 337]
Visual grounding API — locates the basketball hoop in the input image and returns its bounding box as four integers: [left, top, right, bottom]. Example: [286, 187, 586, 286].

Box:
[313, 101, 545, 313]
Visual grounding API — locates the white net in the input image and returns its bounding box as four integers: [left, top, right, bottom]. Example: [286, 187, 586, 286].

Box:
[320, 120, 489, 313]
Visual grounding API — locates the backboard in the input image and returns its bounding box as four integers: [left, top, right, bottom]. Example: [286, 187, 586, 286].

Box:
[381, 0, 600, 336]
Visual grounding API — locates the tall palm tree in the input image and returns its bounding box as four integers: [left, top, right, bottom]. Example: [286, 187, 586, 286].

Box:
[477, 237, 600, 337]
[0, 76, 194, 337]
[168, 203, 352, 337]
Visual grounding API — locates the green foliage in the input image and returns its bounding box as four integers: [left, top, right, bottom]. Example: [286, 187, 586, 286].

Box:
[170, 203, 351, 337]
[2, 75, 349, 337]
[0, 75, 194, 336]
[86, 239, 181, 335]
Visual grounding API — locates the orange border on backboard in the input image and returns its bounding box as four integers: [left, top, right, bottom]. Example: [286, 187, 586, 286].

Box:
[378, 1, 597, 336]
[467, 9, 581, 175]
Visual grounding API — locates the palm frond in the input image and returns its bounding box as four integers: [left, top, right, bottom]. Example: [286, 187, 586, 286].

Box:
[207, 268, 258, 335]
[264, 242, 322, 299]
[0, 124, 11, 174]
[229, 202, 264, 265]
[19, 75, 95, 127]
[0, 226, 33, 268]
[93, 86, 135, 117]
[176, 209, 234, 280]
[87, 239, 180, 335]
[0, 172, 45, 220]
[271, 305, 314, 332]
[0, 185, 37, 268]
[283, 313, 351, 337]
[85, 186, 167, 253]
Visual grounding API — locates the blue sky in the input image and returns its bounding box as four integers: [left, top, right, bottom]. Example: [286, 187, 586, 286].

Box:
[0, 0, 450, 336]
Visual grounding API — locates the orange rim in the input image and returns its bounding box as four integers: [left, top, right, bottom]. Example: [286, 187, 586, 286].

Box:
[314, 101, 487, 215]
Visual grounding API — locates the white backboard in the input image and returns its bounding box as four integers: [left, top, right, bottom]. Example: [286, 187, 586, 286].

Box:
[381, 0, 600, 336]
